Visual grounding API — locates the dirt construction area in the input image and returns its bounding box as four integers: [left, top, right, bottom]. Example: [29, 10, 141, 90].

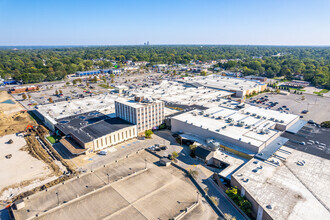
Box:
[0, 91, 36, 136]
[13, 151, 217, 220]
[0, 134, 55, 201]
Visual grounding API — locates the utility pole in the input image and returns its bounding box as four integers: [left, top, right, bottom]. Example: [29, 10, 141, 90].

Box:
[56, 192, 59, 206]
[107, 173, 110, 184]
[145, 159, 147, 169]
[196, 191, 199, 203]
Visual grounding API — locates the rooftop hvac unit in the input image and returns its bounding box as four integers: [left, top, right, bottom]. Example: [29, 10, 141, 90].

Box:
[242, 178, 249, 183]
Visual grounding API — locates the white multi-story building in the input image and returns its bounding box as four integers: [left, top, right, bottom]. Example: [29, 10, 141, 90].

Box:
[115, 98, 165, 133]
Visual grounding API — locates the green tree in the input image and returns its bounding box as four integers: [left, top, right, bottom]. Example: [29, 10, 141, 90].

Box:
[145, 129, 153, 138]
[22, 93, 27, 100]
[189, 144, 197, 157]
[187, 169, 198, 178]
[200, 71, 207, 76]
[55, 90, 59, 95]
[92, 76, 98, 83]
[49, 97, 53, 103]
[171, 151, 179, 160]
[320, 121, 330, 128]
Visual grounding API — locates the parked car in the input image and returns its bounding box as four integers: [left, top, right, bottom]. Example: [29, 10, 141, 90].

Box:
[98, 150, 107, 155]
[160, 146, 168, 150]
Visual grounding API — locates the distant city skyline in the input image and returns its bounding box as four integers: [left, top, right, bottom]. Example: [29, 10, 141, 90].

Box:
[0, 0, 329, 46]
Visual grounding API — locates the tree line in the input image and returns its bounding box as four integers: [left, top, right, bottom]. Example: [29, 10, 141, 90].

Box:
[0, 45, 329, 88]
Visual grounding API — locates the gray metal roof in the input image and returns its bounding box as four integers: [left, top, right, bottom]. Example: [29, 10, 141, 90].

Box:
[55, 111, 133, 143]
[254, 137, 289, 161]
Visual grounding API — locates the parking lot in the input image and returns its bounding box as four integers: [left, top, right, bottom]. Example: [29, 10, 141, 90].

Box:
[53, 131, 176, 171]
[13, 151, 217, 220]
[247, 93, 330, 123]
[282, 124, 330, 160]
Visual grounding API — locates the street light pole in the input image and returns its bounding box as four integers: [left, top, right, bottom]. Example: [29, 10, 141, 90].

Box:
[196, 191, 199, 203]
[56, 192, 59, 206]
[107, 173, 110, 184]
[145, 159, 147, 169]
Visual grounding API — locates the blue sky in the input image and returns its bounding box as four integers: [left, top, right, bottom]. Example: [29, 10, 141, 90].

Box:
[0, 0, 329, 46]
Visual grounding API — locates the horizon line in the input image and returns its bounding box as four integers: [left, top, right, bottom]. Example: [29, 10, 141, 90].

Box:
[0, 43, 330, 48]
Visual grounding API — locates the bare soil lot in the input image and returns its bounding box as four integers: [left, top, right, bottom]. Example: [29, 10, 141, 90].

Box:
[0, 91, 24, 115]
[0, 91, 36, 136]
[0, 134, 54, 201]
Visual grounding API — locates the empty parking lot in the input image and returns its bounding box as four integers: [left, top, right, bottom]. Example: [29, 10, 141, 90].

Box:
[13, 151, 217, 220]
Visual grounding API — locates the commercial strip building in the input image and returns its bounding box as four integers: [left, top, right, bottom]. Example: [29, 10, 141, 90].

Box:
[171, 100, 299, 155]
[8, 85, 39, 94]
[244, 75, 267, 82]
[178, 75, 267, 98]
[230, 146, 330, 220]
[284, 80, 310, 88]
[75, 68, 121, 77]
[115, 97, 165, 133]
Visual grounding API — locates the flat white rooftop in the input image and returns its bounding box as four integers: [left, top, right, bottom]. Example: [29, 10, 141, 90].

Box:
[181, 75, 265, 92]
[213, 149, 248, 179]
[115, 98, 163, 108]
[233, 146, 330, 220]
[172, 103, 299, 149]
[37, 94, 118, 120]
[130, 80, 233, 106]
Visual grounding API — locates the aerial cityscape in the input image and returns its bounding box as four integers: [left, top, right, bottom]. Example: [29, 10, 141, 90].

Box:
[0, 0, 329, 220]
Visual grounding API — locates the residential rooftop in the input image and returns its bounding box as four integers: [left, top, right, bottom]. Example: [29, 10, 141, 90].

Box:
[232, 146, 330, 220]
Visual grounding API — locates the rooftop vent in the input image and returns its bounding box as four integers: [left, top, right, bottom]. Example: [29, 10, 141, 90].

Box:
[242, 178, 249, 183]
[266, 205, 272, 209]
